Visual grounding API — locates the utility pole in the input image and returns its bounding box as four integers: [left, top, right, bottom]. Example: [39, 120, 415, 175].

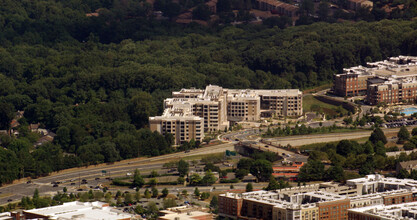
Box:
[79, 172, 80, 189]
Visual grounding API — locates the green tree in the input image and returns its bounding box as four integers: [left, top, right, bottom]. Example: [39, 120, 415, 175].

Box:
[369, 127, 387, 144]
[150, 170, 159, 178]
[235, 169, 249, 179]
[124, 192, 133, 204]
[177, 176, 185, 184]
[246, 183, 253, 192]
[0, 103, 15, 130]
[194, 187, 200, 197]
[190, 173, 202, 185]
[237, 158, 254, 170]
[133, 169, 145, 188]
[324, 165, 345, 182]
[398, 126, 410, 144]
[397, 168, 410, 179]
[192, 4, 211, 21]
[411, 127, 417, 136]
[152, 187, 159, 198]
[375, 141, 386, 157]
[135, 192, 141, 201]
[178, 160, 189, 177]
[163, 198, 177, 209]
[298, 160, 325, 181]
[128, 92, 157, 128]
[210, 195, 218, 209]
[144, 189, 151, 200]
[162, 188, 169, 197]
[266, 176, 280, 190]
[249, 159, 273, 182]
[202, 170, 217, 186]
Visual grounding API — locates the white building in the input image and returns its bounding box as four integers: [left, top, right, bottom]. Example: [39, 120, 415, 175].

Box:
[348, 201, 417, 219]
[23, 201, 136, 220]
[346, 174, 417, 195]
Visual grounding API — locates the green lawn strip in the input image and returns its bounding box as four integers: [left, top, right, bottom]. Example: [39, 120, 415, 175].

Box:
[303, 95, 348, 116]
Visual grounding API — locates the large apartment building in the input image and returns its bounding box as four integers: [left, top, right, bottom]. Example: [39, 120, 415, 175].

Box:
[149, 105, 205, 146]
[149, 85, 302, 145]
[219, 175, 417, 220]
[333, 56, 417, 105]
[349, 201, 417, 219]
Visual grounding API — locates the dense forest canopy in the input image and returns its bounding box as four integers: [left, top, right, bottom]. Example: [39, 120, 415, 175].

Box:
[1, 0, 417, 184]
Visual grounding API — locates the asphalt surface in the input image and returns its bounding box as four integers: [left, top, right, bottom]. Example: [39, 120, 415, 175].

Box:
[0, 142, 235, 205]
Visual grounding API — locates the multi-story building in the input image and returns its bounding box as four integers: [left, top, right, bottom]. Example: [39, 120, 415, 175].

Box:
[333, 56, 417, 105]
[346, 174, 417, 195]
[219, 175, 417, 220]
[348, 201, 417, 219]
[150, 85, 302, 144]
[149, 106, 205, 145]
[158, 206, 213, 220]
[255, 0, 299, 18]
[219, 190, 348, 220]
[347, 0, 373, 10]
[22, 201, 135, 220]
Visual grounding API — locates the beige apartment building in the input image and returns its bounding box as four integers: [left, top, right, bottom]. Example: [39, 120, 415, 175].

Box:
[149, 85, 302, 144]
[149, 107, 204, 145]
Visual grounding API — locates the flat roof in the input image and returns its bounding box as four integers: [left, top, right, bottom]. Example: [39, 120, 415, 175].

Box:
[159, 211, 212, 220]
[23, 201, 133, 220]
[349, 201, 417, 218]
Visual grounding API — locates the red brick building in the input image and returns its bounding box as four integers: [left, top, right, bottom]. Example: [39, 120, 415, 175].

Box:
[333, 73, 370, 97]
[218, 193, 243, 218]
[317, 199, 350, 220]
[333, 56, 417, 105]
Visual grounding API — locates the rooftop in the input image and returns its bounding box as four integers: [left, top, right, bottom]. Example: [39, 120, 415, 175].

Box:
[23, 201, 134, 220]
[337, 56, 417, 84]
[349, 201, 417, 219]
[347, 174, 417, 188]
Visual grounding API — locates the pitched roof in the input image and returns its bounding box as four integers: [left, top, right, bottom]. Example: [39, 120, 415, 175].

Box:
[399, 160, 417, 170]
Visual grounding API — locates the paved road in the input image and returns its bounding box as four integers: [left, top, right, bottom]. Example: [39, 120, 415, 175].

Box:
[264, 126, 416, 147]
[0, 142, 234, 205]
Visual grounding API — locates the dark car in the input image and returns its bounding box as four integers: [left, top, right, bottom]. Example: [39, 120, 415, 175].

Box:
[53, 184, 59, 187]
[27, 180, 32, 184]
[77, 189, 83, 191]
[7, 199, 12, 202]
[95, 177, 100, 180]
[71, 183, 76, 185]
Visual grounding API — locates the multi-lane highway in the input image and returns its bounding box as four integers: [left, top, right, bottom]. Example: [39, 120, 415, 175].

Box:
[2, 125, 412, 205]
[0, 142, 235, 205]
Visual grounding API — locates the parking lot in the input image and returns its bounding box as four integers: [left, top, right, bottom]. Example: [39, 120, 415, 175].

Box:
[383, 119, 417, 128]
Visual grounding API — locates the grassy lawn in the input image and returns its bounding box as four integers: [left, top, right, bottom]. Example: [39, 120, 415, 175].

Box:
[300, 136, 370, 151]
[181, 152, 224, 161]
[303, 95, 348, 117]
[303, 83, 333, 94]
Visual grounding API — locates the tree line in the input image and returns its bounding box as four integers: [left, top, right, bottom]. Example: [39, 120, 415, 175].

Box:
[1, 0, 417, 185]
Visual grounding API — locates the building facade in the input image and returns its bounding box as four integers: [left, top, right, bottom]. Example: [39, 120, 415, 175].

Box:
[333, 56, 417, 105]
[219, 175, 417, 220]
[348, 201, 417, 219]
[149, 107, 205, 145]
[150, 85, 302, 144]
[255, 0, 299, 17]
[22, 201, 135, 220]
